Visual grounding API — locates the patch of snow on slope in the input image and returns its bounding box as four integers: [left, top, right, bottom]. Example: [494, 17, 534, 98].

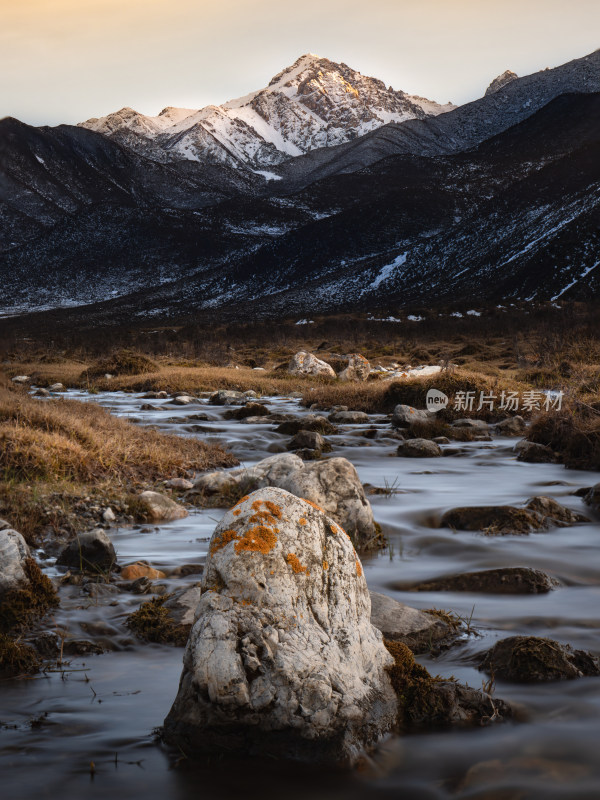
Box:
[368, 252, 408, 290]
[551, 261, 599, 300]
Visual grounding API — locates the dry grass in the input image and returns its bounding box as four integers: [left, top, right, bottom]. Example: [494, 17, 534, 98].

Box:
[6, 362, 337, 396]
[0, 374, 237, 541]
[528, 409, 600, 470]
[303, 370, 532, 418]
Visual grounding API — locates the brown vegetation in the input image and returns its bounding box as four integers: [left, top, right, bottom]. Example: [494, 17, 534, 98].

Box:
[528, 409, 600, 470]
[0, 375, 237, 542]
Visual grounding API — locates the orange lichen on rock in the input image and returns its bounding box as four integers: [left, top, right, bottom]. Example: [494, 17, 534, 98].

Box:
[304, 499, 325, 513]
[210, 528, 239, 555]
[298, 517, 307, 526]
[235, 524, 278, 555]
[234, 495, 250, 507]
[323, 560, 329, 571]
[286, 553, 308, 574]
[355, 559, 363, 577]
[329, 524, 338, 535]
[232, 509, 241, 517]
[263, 501, 282, 519]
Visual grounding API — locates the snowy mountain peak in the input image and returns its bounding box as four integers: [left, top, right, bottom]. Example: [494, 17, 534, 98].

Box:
[78, 54, 455, 170]
[485, 70, 519, 96]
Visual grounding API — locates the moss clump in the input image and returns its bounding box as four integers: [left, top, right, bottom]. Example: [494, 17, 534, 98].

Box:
[384, 638, 447, 727]
[126, 596, 190, 646]
[82, 349, 158, 379]
[0, 558, 59, 634]
[0, 634, 40, 678]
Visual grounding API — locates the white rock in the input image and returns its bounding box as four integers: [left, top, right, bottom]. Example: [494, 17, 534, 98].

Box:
[48, 383, 66, 392]
[102, 507, 116, 523]
[193, 454, 376, 547]
[11, 375, 30, 384]
[172, 395, 194, 405]
[0, 529, 31, 598]
[288, 351, 335, 378]
[165, 478, 194, 491]
[163, 487, 396, 763]
[138, 491, 188, 522]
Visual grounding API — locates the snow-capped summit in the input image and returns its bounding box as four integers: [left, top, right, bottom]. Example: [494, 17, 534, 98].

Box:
[485, 70, 519, 96]
[79, 54, 455, 169]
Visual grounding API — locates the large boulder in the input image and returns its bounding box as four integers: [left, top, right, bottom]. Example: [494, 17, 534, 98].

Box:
[138, 491, 188, 522]
[338, 354, 371, 382]
[209, 390, 246, 406]
[288, 351, 335, 379]
[163, 487, 396, 764]
[480, 636, 600, 682]
[57, 528, 117, 571]
[0, 529, 31, 598]
[193, 454, 378, 548]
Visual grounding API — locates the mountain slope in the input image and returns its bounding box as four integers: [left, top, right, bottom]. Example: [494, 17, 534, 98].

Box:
[273, 48, 600, 188]
[79, 54, 454, 169]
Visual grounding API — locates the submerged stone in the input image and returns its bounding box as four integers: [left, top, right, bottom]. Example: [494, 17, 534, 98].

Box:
[480, 636, 600, 682]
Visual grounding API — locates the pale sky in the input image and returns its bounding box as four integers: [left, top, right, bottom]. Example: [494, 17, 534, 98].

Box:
[2, 0, 600, 126]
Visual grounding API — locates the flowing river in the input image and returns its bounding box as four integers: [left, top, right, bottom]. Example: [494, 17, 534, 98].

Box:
[2, 389, 600, 799]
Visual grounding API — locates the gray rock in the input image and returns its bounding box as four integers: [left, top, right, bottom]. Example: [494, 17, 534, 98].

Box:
[172, 395, 195, 406]
[138, 491, 188, 522]
[515, 440, 558, 463]
[193, 453, 378, 548]
[11, 375, 30, 384]
[209, 389, 246, 405]
[328, 410, 370, 424]
[165, 478, 194, 491]
[287, 430, 325, 452]
[163, 584, 202, 626]
[452, 419, 489, 430]
[102, 507, 116, 523]
[411, 567, 560, 594]
[0, 529, 31, 598]
[585, 483, 600, 510]
[369, 591, 453, 653]
[34, 388, 50, 397]
[392, 404, 431, 427]
[57, 529, 116, 571]
[288, 351, 336, 378]
[441, 497, 586, 535]
[480, 636, 600, 682]
[163, 487, 396, 764]
[495, 416, 526, 436]
[277, 415, 337, 435]
[397, 438, 442, 458]
[48, 383, 66, 392]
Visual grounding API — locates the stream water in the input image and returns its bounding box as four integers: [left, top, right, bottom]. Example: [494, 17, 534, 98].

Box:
[2, 390, 600, 799]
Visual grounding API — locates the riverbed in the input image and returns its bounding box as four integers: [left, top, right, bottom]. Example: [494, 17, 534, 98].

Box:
[2, 389, 600, 799]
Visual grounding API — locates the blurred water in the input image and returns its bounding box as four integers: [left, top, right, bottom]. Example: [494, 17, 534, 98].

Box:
[2, 388, 599, 799]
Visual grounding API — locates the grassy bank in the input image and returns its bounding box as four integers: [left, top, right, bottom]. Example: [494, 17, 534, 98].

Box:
[0, 375, 237, 542]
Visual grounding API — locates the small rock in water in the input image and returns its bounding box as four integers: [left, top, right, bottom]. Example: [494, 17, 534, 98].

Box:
[48, 383, 66, 392]
[480, 636, 600, 682]
[392, 404, 431, 428]
[369, 591, 455, 653]
[138, 491, 188, 522]
[209, 389, 246, 405]
[495, 415, 526, 435]
[33, 388, 50, 397]
[56, 529, 117, 571]
[397, 438, 442, 458]
[441, 497, 588, 535]
[286, 429, 325, 452]
[172, 395, 195, 406]
[120, 562, 166, 580]
[102, 507, 116, 523]
[410, 567, 560, 594]
[515, 440, 558, 463]
[328, 410, 370, 424]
